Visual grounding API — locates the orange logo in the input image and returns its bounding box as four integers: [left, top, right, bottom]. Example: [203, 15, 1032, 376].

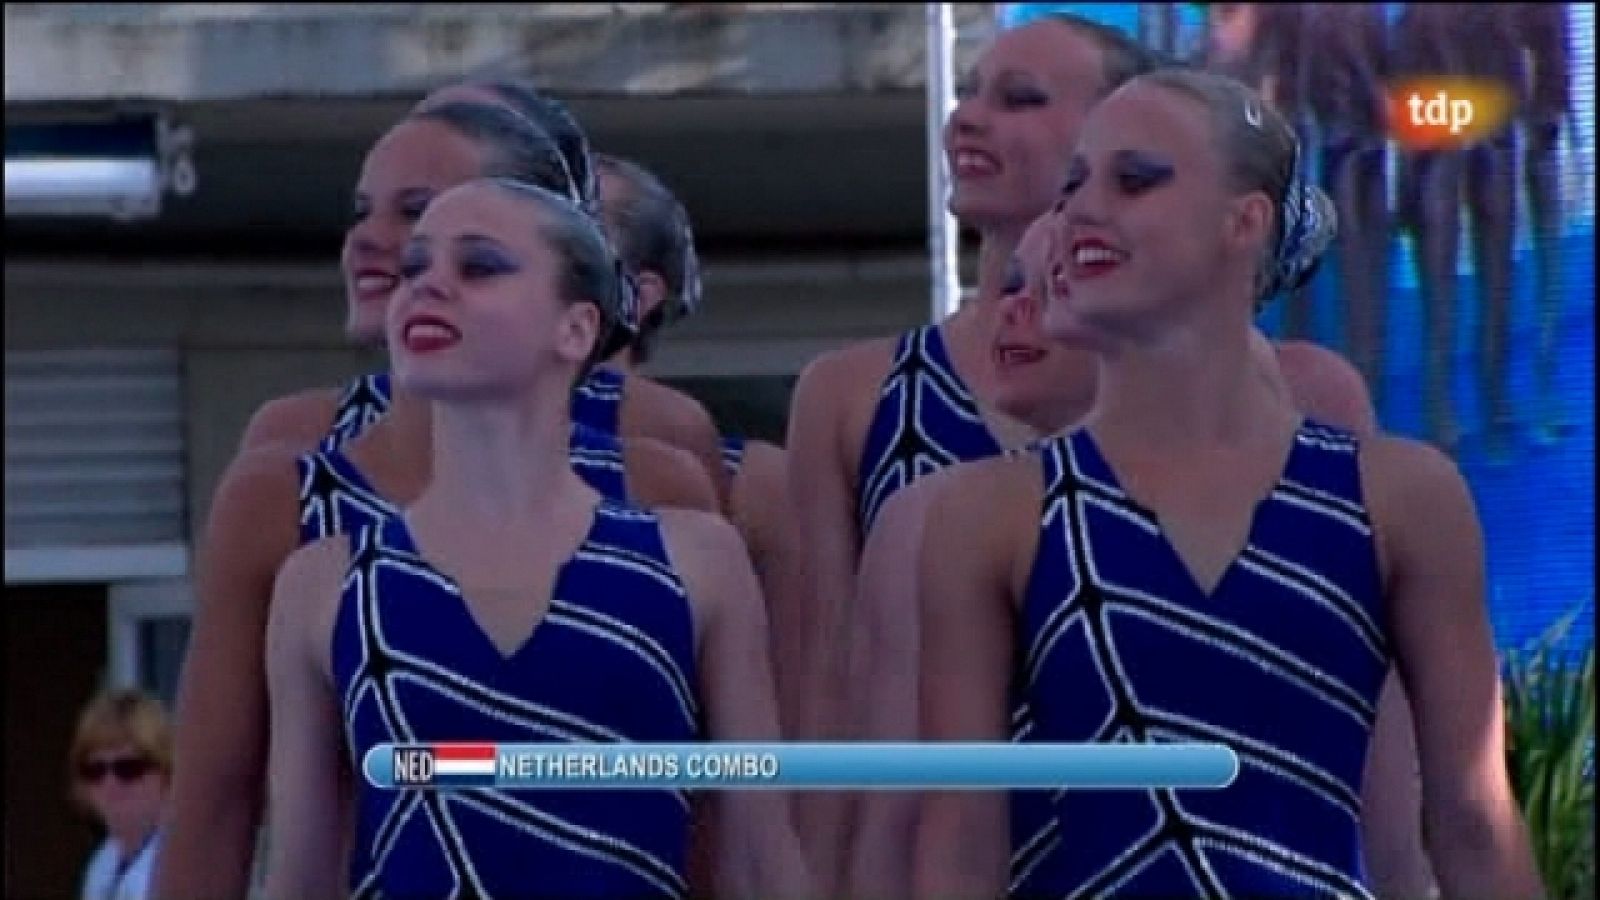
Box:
[1386, 78, 1515, 151]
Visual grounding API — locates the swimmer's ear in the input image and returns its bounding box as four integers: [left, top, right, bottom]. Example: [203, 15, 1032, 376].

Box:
[631, 270, 669, 324]
[556, 300, 603, 366]
[1226, 190, 1275, 258]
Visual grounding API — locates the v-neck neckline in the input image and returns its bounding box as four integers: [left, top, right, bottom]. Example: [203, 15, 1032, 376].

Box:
[923, 323, 1008, 453]
[388, 501, 605, 664]
[1072, 420, 1308, 601]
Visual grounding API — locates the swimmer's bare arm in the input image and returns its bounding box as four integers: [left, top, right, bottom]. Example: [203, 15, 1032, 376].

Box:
[1274, 341, 1428, 895]
[1271, 339, 1429, 892]
[1280, 341, 1433, 890]
[726, 441, 787, 580]
[727, 442, 808, 731]
[1362, 676, 1435, 899]
[153, 448, 303, 900]
[913, 460, 1036, 898]
[784, 349, 875, 740]
[237, 388, 341, 454]
[624, 436, 719, 512]
[1368, 438, 1544, 899]
[263, 538, 352, 899]
[845, 474, 945, 898]
[661, 511, 812, 900]
[622, 378, 728, 502]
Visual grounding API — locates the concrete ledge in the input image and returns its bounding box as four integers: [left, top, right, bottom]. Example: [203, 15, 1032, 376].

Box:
[5, 541, 190, 584]
[5, 3, 998, 103]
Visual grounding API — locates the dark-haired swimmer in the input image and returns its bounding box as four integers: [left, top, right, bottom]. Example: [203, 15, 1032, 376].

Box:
[154, 102, 715, 900]
[593, 152, 807, 722]
[263, 179, 808, 898]
[417, 81, 728, 493]
[782, 18, 1165, 890]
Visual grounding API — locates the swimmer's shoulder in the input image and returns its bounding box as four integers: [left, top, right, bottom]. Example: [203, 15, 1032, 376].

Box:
[271, 530, 355, 680]
[654, 507, 759, 644]
[790, 334, 903, 448]
[730, 440, 785, 496]
[1356, 430, 1477, 584]
[624, 435, 719, 512]
[1275, 340, 1377, 435]
[209, 441, 307, 531]
[238, 387, 343, 454]
[620, 375, 717, 442]
[197, 444, 308, 587]
[797, 334, 901, 397]
[918, 451, 1046, 594]
[620, 375, 724, 478]
[725, 439, 790, 547]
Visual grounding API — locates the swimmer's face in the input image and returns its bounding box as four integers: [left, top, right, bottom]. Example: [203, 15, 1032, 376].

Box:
[342, 119, 488, 347]
[945, 20, 1106, 231]
[388, 182, 600, 402]
[1047, 80, 1255, 343]
[992, 217, 1096, 430]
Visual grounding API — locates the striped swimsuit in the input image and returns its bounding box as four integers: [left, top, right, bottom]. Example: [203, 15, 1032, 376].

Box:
[855, 324, 1002, 535]
[571, 366, 626, 437]
[334, 501, 700, 897]
[1010, 421, 1386, 897]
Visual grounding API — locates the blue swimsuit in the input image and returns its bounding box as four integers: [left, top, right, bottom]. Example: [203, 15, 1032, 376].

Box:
[855, 324, 1002, 535]
[571, 366, 626, 436]
[334, 501, 700, 897]
[1010, 421, 1387, 898]
[321, 373, 394, 453]
[720, 434, 746, 481]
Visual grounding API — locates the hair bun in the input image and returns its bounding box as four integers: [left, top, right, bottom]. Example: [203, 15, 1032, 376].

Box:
[615, 256, 641, 332]
[1268, 182, 1337, 302]
[674, 215, 704, 321]
[593, 256, 640, 362]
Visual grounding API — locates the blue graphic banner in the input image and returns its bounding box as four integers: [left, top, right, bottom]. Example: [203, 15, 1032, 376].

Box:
[363, 742, 1242, 791]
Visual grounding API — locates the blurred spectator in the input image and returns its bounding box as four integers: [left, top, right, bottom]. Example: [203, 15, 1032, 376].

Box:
[69, 689, 170, 900]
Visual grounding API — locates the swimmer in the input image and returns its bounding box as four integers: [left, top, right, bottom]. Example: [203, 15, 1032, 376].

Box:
[263, 178, 808, 897]
[417, 81, 728, 491]
[782, 17, 1162, 889]
[154, 101, 715, 900]
[913, 67, 1541, 898]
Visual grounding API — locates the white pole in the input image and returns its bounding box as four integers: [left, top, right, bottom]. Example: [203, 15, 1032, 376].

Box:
[926, 2, 961, 322]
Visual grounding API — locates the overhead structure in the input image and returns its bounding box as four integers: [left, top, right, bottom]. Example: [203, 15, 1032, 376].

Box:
[4, 114, 195, 220]
[925, 2, 962, 323]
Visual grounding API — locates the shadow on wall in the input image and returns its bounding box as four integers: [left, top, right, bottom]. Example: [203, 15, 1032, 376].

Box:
[672, 374, 797, 444]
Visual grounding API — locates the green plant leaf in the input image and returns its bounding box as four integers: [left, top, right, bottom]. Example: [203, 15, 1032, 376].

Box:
[1500, 608, 1594, 900]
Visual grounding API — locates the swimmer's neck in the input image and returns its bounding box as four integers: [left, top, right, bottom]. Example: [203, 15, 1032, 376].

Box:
[601, 350, 637, 375]
[359, 388, 434, 475]
[970, 226, 1025, 311]
[941, 228, 1022, 344]
[416, 383, 585, 524]
[1088, 319, 1294, 453]
[936, 228, 1023, 397]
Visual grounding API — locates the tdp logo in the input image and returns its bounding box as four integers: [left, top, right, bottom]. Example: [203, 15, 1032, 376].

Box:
[1387, 78, 1515, 151]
